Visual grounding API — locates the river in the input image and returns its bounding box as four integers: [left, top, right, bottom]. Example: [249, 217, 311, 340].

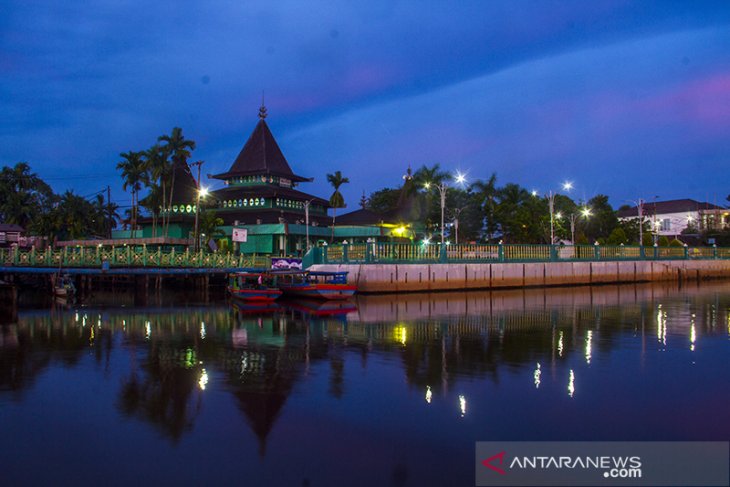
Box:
[1, 282, 729, 486]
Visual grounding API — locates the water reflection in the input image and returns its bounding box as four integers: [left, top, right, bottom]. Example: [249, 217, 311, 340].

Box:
[2, 282, 730, 454]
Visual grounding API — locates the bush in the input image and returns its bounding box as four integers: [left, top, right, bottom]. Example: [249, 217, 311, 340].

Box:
[641, 233, 654, 246]
[606, 228, 628, 245]
[657, 236, 670, 246]
[669, 239, 684, 247]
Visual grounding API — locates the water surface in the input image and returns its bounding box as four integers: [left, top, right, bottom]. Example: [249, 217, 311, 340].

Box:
[2, 283, 729, 486]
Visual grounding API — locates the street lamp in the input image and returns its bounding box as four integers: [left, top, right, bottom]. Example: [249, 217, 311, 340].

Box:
[547, 181, 573, 244]
[450, 207, 467, 245]
[190, 160, 205, 251]
[304, 199, 314, 251]
[424, 171, 467, 246]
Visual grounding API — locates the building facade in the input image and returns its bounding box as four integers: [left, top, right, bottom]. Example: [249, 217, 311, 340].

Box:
[618, 199, 728, 238]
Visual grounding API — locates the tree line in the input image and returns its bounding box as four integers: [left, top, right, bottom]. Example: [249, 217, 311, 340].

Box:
[2, 138, 727, 246]
[364, 164, 671, 245]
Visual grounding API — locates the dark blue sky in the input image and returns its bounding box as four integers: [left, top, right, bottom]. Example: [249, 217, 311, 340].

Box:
[2, 1, 729, 211]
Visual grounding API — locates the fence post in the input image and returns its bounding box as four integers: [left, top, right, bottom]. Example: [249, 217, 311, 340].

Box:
[323, 244, 329, 264]
[13, 246, 19, 265]
[639, 245, 645, 259]
[683, 244, 689, 260]
[439, 244, 447, 263]
[343, 241, 349, 263]
[653, 244, 658, 259]
[365, 240, 373, 263]
[713, 244, 717, 259]
[143, 244, 148, 266]
[498, 241, 504, 262]
[550, 244, 558, 262]
[594, 242, 600, 260]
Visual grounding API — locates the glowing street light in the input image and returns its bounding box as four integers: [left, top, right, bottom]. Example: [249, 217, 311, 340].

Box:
[546, 181, 573, 244]
[424, 171, 467, 246]
[191, 160, 205, 251]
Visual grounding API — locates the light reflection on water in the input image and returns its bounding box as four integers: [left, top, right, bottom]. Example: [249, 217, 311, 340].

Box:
[1, 282, 730, 486]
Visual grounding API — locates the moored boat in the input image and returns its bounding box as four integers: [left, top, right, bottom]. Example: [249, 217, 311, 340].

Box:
[53, 274, 76, 299]
[274, 270, 356, 300]
[227, 272, 282, 302]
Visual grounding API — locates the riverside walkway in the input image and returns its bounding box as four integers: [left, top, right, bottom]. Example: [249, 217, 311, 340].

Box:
[303, 242, 730, 293]
[303, 242, 730, 266]
[0, 246, 268, 275]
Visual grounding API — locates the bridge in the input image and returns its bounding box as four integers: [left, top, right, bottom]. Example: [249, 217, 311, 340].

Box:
[0, 246, 269, 275]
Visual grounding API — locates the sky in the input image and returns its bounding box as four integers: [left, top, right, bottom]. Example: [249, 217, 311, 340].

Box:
[2, 0, 730, 212]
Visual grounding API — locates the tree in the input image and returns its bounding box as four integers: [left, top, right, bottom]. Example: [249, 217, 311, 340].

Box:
[582, 194, 618, 242]
[117, 151, 147, 237]
[198, 211, 224, 248]
[0, 162, 55, 230]
[494, 183, 546, 243]
[367, 188, 400, 215]
[91, 193, 119, 237]
[53, 191, 99, 240]
[158, 127, 195, 236]
[412, 164, 448, 190]
[327, 171, 349, 241]
[470, 173, 499, 242]
[143, 144, 171, 236]
[606, 227, 628, 245]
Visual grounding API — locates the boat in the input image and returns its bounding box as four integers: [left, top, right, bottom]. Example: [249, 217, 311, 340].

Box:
[274, 270, 356, 300]
[227, 271, 282, 302]
[53, 274, 76, 299]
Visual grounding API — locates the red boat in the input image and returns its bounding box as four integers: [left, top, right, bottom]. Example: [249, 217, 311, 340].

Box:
[273, 271, 356, 300]
[227, 272, 282, 302]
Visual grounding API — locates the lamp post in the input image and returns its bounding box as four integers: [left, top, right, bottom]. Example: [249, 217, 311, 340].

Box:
[451, 207, 466, 245]
[304, 199, 314, 251]
[626, 199, 646, 245]
[424, 171, 466, 246]
[190, 160, 205, 251]
[546, 181, 573, 244]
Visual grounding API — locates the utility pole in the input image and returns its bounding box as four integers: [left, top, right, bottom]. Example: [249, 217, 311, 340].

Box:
[107, 185, 112, 239]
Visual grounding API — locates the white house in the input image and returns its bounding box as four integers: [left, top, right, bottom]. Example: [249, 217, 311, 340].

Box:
[617, 199, 728, 238]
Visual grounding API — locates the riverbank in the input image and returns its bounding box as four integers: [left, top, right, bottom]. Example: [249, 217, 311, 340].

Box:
[310, 259, 730, 293]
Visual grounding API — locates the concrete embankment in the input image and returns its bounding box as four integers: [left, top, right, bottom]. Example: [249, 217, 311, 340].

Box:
[310, 260, 730, 293]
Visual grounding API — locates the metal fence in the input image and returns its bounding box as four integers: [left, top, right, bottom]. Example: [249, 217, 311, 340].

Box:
[0, 246, 269, 269]
[303, 242, 729, 266]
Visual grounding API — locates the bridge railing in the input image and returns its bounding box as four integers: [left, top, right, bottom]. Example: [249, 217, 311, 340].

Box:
[0, 246, 268, 269]
[305, 242, 728, 266]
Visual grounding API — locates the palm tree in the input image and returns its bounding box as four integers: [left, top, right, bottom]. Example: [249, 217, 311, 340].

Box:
[91, 194, 120, 237]
[198, 211, 225, 249]
[117, 151, 147, 238]
[144, 144, 170, 236]
[326, 171, 349, 242]
[412, 163, 448, 191]
[158, 127, 195, 236]
[470, 173, 499, 242]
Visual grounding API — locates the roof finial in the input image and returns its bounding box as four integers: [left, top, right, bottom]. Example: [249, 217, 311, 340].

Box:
[259, 91, 267, 120]
[402, 164, 413, 181]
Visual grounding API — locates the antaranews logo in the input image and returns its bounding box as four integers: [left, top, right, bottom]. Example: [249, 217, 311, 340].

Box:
[481, 451, 642, 479]
[475, 441, 729, 487]
[481, 451, 506, 475]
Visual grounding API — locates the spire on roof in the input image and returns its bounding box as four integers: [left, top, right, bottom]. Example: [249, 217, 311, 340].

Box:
[259, 92, 267, 120]
[402, 164, 413, 181]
